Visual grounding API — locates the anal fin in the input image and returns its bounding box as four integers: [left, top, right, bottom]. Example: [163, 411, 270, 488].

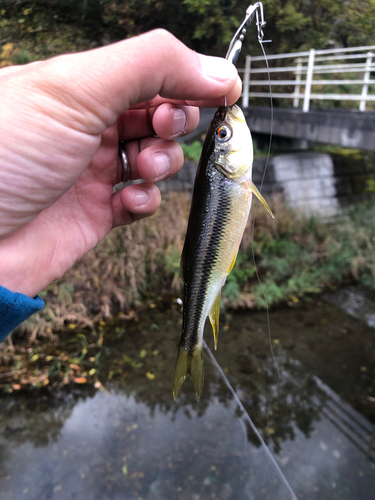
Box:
[209, 291, 221, 350]
[228, 251, 238, 274]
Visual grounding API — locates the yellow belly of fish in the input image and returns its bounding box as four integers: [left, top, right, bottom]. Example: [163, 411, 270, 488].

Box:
[205, 179, 253, 349]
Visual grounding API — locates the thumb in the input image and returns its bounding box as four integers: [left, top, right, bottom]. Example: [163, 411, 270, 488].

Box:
[26, 29, 241, 134]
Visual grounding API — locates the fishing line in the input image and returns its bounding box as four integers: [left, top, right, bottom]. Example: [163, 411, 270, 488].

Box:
[204, 340, 298, 500]
[250, 39, 280, 386]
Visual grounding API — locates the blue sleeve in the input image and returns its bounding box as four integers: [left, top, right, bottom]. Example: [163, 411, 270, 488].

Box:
[0, 286, 45, 341]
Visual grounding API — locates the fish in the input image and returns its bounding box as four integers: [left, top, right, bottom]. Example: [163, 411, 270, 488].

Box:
[173, 104, 274, 400]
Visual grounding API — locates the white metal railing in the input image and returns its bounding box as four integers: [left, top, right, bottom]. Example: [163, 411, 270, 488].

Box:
[240, 45, 375, 112]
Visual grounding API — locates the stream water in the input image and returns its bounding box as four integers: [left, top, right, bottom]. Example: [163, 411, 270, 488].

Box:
[0, 290, 374, 500]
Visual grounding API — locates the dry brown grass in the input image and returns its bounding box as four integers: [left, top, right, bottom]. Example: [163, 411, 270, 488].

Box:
[12, 192, 190, 340]
[8, 192, 322, 340]
[8, 191, 375, 342]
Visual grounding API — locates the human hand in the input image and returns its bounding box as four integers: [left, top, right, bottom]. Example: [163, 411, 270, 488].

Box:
[0, 30, 241, 297]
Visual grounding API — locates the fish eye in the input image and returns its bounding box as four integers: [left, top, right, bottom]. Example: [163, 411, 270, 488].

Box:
[216, 125, 231, 142]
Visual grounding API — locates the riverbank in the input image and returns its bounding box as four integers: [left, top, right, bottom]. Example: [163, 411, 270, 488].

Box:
[6, 193, 375, 341]
[1, 193, 375, 392]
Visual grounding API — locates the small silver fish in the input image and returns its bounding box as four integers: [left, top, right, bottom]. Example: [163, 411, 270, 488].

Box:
[173, 105, 273, 399]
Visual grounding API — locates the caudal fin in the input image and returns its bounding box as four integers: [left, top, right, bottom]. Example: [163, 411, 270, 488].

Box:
[173, 347, 204, 400]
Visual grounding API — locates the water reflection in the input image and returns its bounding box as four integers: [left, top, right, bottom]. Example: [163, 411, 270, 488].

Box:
[0, 299, 374, 499]
[0, 386, 299, 499]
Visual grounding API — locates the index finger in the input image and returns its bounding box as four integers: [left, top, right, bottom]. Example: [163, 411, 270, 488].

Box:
[33, 30, 241, 135]
[127, 94, 238, 111]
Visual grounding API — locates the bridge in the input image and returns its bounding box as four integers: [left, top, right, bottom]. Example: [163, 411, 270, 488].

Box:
[184, 46, 375, 217]
[240, 45, 375, 151]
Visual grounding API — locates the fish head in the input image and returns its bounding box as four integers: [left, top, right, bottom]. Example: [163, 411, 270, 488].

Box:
[212, 105, 253, 179]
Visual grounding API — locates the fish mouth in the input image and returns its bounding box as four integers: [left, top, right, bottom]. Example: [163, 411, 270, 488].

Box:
[227, 104, 245, 123]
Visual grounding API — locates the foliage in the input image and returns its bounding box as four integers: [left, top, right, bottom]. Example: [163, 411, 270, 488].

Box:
[222, 197, 329, 306]
[224, 196, 375, 308]
[99, 0, 245, 55]
[9, 193, 189, 339]
[0, 0, 99, 63]
[181, 141, 202, 162]
[260, 0, 375, 54]
[326, 200, 375, 289]
[1, 0, 375, 383]
[2, 0, 375, 67]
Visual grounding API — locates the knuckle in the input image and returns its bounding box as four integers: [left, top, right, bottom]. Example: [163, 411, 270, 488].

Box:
[143, 28, 175, 47]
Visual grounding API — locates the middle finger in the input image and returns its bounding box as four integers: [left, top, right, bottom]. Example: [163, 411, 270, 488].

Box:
[119, 103, 200, 141]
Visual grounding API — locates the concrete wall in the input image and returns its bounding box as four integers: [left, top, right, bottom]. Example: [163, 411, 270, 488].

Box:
[158, 151, 374, 217]
[271, 153, 338, 216]
[158, 158, 279, 196]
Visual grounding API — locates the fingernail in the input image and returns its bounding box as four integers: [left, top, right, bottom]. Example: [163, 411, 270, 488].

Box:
[134, 188, 149, 207]
[152, 152, 170, 180]
[198, 54, 237, 82]
[171, 107, 187, 137]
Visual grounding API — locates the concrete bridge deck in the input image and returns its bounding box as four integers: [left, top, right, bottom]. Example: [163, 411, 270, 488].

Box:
[191, 107, 375, 152]
[245, 107, 375, 151]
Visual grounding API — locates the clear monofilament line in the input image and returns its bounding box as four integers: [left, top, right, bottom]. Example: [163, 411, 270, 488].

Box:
[203, 340, 298, 500]
[250, 39, 280, 385]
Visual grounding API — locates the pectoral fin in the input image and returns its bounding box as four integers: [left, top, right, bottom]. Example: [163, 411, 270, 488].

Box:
[209, 291, 221, 350]
[248, 180, 275, 219]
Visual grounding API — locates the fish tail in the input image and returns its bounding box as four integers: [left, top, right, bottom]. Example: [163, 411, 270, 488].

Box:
[173, 346, 204, 400]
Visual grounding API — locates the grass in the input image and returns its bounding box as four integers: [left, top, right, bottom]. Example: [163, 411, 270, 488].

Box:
[6, 193, 375, 343]
[11, 193, 189, 339]
[227, 197, 375, 308]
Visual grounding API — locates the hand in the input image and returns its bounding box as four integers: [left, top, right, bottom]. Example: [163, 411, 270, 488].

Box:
[0, 30, 241, 297]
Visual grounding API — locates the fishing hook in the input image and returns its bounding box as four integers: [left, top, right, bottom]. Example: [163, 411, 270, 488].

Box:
[225, 2, 268, 65]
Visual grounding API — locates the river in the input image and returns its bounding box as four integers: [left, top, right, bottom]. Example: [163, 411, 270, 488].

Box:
[0, 288, 374, 500]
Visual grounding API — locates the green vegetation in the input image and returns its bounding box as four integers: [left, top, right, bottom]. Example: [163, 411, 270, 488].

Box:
[2, 1, 374, 112]
[1, 1, 375, 66]
[2, 2, 375, 389]
[225, 197, 375, 308]
[6, 193, 375, 342]
[181, 141, 203, 162]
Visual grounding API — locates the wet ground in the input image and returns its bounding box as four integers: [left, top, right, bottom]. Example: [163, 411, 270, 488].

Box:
[0, 288, 374, 499]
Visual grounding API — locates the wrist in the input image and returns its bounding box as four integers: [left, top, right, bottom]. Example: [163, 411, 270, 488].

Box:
[0, 242, 47, 298]
[0, 220, 69, 298]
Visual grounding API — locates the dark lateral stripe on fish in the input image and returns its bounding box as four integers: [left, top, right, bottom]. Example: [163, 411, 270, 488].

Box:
[180, 172, 232, 353]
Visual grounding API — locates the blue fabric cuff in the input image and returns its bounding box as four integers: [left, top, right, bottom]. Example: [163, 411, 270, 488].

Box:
[0, 286, 45, 341]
